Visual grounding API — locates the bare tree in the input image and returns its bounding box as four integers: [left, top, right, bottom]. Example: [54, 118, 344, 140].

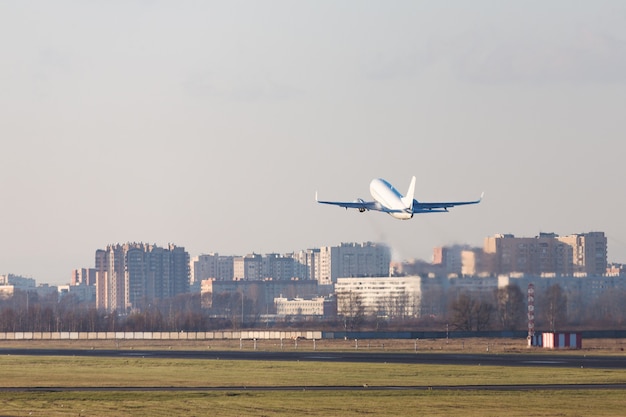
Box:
[337, 290, 365, 331]
[450, 293, 494, 332]
[376, 291, 410, 320]
[541, 284, 567, 332]
[495, 285, 525, 331]
[450, 293, 474, 331]
[473, 300, 494, 331]
[589, 289, 626, 328]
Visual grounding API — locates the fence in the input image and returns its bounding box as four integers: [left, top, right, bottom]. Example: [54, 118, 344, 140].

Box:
[1, 330, 623, 341]
[0, 331, 321, 341]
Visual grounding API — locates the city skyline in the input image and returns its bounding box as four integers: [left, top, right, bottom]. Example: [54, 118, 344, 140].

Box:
[2, 2, 626, 284]
[7, 229, 621, 288]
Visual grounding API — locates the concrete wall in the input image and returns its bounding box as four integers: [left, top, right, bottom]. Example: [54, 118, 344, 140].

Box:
[2, 330, 621, 341]
[0, 331, 322, 340]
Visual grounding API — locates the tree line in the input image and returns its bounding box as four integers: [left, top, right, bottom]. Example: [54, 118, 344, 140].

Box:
[337, 283, 626, 332]
[1, 283, 625, 332]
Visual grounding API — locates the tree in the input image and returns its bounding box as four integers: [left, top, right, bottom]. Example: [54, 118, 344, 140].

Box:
[495, 285, 526, 330]
[450, 293, 494, 332]
[589, 289, 626, 328]
[473, 300, 495, 331]
[541, 284, 567, 332]
[377, 291, 410, 320]
[450, 293, 474, 331]
[337, 290, 365, 331]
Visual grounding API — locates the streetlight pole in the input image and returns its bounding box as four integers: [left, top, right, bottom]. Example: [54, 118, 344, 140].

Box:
[241, 291, 244, 327]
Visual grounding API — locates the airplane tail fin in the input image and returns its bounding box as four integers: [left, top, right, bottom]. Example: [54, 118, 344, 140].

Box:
[401, 176, 416, 210]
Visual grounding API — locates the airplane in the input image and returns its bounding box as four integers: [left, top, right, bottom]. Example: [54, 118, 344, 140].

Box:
[316, 176, 483, 220]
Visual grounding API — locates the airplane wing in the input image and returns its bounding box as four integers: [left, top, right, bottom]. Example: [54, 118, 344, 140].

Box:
[315, 193, 404, 213]
[316, 198, 381, 212]
[412, 193, 484, 213]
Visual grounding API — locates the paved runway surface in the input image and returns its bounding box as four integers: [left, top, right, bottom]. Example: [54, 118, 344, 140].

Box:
[2, 347, 626, 369]
[2, 383, 626, 393]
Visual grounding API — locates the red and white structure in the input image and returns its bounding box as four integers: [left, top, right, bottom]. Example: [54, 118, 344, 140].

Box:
[542, 332, 582, 349]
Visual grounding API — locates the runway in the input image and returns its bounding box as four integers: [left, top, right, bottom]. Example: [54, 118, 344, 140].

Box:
[2, 384, 626, 393]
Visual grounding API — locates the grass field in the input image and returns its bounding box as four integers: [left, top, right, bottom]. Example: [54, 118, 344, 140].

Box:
[1, 338, 625, 416]
[2, 390, 625, 417]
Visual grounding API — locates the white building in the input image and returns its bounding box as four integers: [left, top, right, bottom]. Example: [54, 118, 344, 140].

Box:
[335, 276, 422, 318]
[274, 296, 333, 316]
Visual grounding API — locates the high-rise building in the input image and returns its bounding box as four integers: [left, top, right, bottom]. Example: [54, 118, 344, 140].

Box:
[190, 253, 234, 283]
[318, 242, 391, 285]
[95, 243, 190, 312]
[483, 232, 607, 276]
[556, 232, 607, 275]
[71, 268, 96, 286]
[233, 253, 263, 280]
[291, 248, 321, 281]
[262, 253, 296, 280]
[433, 244, 477, 275]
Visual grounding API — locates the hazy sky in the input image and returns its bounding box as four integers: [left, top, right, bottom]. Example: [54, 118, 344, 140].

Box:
[2, 1, 626, 285]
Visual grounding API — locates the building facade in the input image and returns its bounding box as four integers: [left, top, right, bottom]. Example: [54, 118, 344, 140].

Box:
[233, 254, 264, 280]
[202, 279, 320, 314]
[192, 243, 389, 286]
[95, 243, 190, 312]
[191, 253, 235, 284]
[291, 248, 321, 282]
[555, 232, 607, 275]
[274, 296, 335, 317]
[0, 274, 36, 289]
[71, 268, 96, 286]
[335, 276, 422, 318]
[483, 232, 607, 276]
[318, 242, 391, 285]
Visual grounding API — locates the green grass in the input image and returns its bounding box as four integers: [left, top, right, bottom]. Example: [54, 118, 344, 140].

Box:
[1, 355, 625, 388]
[1, 390, 626, 417]
[0, 355, 625, 416]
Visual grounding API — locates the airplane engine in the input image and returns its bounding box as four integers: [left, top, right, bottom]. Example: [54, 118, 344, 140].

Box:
[355, 198, 367, 212]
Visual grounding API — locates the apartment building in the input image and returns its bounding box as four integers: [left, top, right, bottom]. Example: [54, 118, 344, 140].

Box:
[483, 232, 607, 276]
[432, 245, 486, 276]
[483, 233, 573, 275]
[335, 276, 422, 318]
[291, 248, 321, 282]
[0, 274, 36, 289]
[318, 242, 391, 285]
[70, 268, 96, 286]
[190, 253, 234, 283]
[556, 232, 607, 275]
[233, 253, 263, 280]
[192, 243, 389, 287]
[95, 243, 190, 312]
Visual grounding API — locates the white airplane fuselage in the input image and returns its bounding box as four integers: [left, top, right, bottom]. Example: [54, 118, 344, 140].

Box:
[369, 178, 413, 220]
[316, 175, 480, 219]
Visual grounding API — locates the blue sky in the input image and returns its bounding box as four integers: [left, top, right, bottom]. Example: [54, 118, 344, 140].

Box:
[1, 1, 626, 284]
